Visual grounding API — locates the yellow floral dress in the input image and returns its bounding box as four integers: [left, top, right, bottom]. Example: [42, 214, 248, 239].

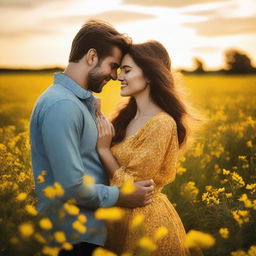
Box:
[105, 112, 196, 256]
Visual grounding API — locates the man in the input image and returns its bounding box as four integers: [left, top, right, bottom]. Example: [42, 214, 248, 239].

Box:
[30, 20, 154, 256]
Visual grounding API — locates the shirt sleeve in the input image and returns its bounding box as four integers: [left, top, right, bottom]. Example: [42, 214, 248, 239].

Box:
[110, 116, 179, 187]
[41, 99, 119, 208]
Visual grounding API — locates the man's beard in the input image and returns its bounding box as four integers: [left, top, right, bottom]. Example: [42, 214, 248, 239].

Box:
[87, 68, 110, 93]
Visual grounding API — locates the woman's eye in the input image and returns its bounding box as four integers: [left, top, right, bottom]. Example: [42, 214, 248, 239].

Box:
[125, 70, 130, 74]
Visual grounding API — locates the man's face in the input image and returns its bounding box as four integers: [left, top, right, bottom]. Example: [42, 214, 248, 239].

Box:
[87, 46, 122, 93]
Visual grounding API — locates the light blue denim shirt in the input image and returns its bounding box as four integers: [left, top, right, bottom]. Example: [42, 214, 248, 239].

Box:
[30, 73, 119, 246]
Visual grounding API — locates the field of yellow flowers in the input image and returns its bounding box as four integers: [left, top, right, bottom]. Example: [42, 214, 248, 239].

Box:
[0, 72, 255, 256]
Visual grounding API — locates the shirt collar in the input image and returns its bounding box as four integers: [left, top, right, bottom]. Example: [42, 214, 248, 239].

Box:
[54, 72, 93, 100]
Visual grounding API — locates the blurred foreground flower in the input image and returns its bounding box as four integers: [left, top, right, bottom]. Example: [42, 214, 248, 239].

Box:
[95, 207, 125, 221]
[16, 192, 27, 201]
[42, 246, 59, 256]
[130, 214, 145, 229]
[64, 202, 80, 215]
[25, 204, 38, 216]
[18, 222, 34, 238]
[83, 174, 95, 188]
[72, 220, 87, 233]
[121, 178, 136, 194]
[54, 231, 66, 243]
[184, 230, 215, 249]
[154, 226, 169, 240]
[92, 247, 117, 256]
[39, 218, 53, 230]
[138, 236, 157, 251]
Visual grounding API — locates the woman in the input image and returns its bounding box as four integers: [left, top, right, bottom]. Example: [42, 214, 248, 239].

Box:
[96, 41, 201, 255]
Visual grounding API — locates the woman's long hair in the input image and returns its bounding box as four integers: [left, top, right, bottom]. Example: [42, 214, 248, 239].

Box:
[111, 40, 196, 148]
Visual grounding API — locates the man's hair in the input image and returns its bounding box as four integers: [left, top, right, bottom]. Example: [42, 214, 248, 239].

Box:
[69, 19, 131, 62]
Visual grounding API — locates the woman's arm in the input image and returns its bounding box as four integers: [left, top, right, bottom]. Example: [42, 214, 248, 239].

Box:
[96, 114, 120, 179]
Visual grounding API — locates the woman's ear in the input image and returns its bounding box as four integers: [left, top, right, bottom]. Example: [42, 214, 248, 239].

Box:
[86, 48, 98, 66]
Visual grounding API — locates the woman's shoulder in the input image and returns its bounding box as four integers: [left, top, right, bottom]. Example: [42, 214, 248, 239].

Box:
[149, 112, 177, 131]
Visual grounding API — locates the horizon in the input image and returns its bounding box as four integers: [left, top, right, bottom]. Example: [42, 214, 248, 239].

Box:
[1, 0, 256, 70]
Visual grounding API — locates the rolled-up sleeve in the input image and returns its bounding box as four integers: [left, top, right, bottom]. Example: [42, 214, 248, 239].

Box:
[41, 100, 119, 208]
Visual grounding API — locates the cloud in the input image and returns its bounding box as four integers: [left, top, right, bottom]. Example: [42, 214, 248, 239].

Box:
[0, 0, 71, 8]
[192, 46, 221, 52]
[182, 16, 256, 36]
[0, 10, 155, 39]
[182, 3, 238, 16]
[122, 0, 230, 8]
[48, 10, 156, 25]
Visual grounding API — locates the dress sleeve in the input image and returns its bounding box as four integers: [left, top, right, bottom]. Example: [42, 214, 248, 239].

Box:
[110, 116, 179, 187]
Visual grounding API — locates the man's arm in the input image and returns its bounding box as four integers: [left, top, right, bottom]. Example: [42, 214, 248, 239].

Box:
[41, 100, 119, 208]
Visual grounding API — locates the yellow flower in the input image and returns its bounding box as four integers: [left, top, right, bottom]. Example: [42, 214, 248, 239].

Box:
[53, 182, 64, 197]
[25, 204, 38, 216]
[18, 223, 34, 238]
[37, 174, 45, 183]
[41, 170, 47, 176]
[78, 214, 87, 223]
[95, 207, 125, 221]
[184, 230, 215, 249]
[54, 231, 66, 243]
[92, 247, 117, 256]
[121, 179, 136, 194]
[238, 194, 253, 208]
[72, 220, 87, 233]
[42, 246, 59, 256]
[180, 181, 199, 202]
[225, 193, 232, 198]
[154, 226, 169, 240]
[62, 242, 73, 250]
[16, 192, 27, 201]
[222, 169, 230, 175]
[34, 233, 46, 243]
[232, 210, 250, 226]
[39, 218, 53, 230]
[248, 245, 256, 256]
[219, 228, 229, 239]
[138, 236, 157, 251]
[130, 214, 145, 229]
[64, 203, 80, 215]
[231, 172, 245, 188]
[43, 186, 56, 199]
[231, 250, 248, 256]
[83, 175, 95, 188]
[246, 140, 253, 148]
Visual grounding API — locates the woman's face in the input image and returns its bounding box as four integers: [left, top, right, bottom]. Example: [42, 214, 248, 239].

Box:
[118, 54, 149, 97]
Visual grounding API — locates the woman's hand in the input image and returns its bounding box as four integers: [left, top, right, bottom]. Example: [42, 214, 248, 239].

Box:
[96, 113, 115, 153]
[93, 96, 102, 116]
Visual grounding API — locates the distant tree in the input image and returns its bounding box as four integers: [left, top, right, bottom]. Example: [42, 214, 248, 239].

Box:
[225, 49, 256, 73]
[193, 57, 205, 73]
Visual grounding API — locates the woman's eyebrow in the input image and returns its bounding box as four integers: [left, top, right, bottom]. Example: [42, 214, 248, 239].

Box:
[121, 65, 132, 69]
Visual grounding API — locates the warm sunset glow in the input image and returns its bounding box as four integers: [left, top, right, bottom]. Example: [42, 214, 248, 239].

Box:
[0, 0, 255, 69]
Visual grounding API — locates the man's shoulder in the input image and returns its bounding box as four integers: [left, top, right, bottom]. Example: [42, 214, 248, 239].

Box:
[31, 84, 83, 120]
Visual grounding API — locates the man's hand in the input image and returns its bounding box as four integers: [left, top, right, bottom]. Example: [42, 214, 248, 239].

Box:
[115, 179, 154, 208]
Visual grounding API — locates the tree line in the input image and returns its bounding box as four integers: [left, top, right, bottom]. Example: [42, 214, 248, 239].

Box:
[181, 49, 256, 74]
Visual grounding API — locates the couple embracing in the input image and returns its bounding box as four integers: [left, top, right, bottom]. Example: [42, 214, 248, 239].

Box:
[30, 20, 202, 256]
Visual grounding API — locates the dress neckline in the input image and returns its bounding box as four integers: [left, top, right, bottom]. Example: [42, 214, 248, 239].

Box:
[123, 112, 167, 141]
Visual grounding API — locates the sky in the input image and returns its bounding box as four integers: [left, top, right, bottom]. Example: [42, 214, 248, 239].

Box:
[1, 0, 256, 70]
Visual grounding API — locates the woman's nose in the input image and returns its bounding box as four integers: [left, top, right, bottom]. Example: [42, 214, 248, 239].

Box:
[117, 72, 123, 81]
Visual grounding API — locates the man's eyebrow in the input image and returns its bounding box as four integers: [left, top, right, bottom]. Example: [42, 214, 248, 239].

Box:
[121, 65, 132, 69]
[112, 63, 120, 68]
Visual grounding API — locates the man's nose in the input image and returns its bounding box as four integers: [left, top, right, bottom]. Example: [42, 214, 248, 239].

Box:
[110, 70, 118, 81]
